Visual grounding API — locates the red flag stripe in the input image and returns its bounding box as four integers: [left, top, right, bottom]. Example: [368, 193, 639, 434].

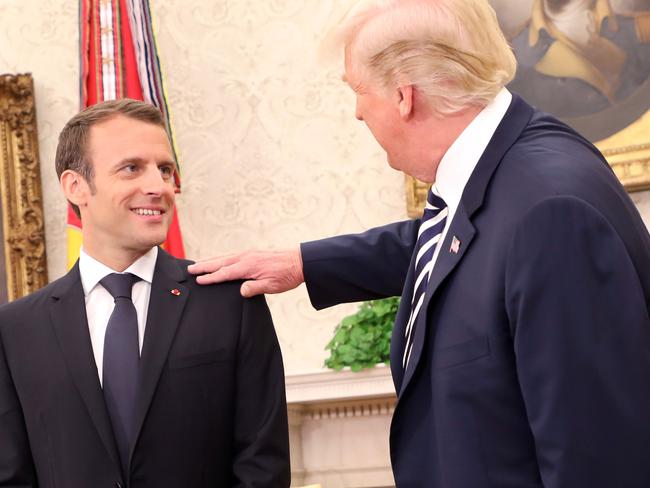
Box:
[70, 0, 185, 267]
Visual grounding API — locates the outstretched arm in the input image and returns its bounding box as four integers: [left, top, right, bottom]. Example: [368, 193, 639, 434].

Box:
[301, 220, 419, 309]
[188, 219, 419, 308]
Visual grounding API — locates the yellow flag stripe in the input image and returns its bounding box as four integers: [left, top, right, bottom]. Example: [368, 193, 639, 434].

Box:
[66, 225, 83, 270]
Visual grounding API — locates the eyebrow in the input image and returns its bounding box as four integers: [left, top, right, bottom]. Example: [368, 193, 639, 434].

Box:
[115, 157, 146, 167]
[115, 157, 175, 167]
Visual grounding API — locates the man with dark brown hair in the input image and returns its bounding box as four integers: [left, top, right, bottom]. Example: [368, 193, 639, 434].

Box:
[54, 99, 166, 218]
[0, 99, 290, 488]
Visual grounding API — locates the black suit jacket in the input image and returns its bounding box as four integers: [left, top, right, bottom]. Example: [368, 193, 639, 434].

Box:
[0, 249, 290, 488]
[301, 95, 650, 487]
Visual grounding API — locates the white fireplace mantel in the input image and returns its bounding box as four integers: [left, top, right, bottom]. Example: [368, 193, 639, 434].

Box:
[286, 365, 396, 488]
[286, 363, 395, 403]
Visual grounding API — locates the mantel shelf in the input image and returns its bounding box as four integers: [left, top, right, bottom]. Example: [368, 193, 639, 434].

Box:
[286, 364, 395, 404]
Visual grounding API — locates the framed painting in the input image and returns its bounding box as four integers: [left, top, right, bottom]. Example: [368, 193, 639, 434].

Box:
[407, 0, 650, 216]
[0, 73, 48, 303]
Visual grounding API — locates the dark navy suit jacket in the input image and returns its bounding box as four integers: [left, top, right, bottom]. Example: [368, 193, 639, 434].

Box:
[0, 249, 290, 488]
[302, 95, 650, 488]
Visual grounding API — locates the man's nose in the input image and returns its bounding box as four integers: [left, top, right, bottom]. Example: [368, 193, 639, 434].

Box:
[142, 166, 170, 195]
[355, 101, 363, 121]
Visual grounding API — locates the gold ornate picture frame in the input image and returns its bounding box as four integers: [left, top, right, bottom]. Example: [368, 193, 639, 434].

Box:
[0, 73, 48, 302]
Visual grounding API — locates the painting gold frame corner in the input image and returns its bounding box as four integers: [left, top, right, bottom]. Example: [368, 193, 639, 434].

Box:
[0, 73, 48, 301]
[595, 108, 650, 194]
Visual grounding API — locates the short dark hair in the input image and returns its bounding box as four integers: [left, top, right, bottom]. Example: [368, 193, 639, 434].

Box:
[55, 98, 166, 217]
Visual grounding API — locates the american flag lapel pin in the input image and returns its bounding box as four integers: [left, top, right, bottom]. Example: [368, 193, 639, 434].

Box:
[450, 236, 461, 254]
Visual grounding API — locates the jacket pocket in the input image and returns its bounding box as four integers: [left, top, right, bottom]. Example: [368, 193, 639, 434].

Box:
[167, 349, 233, 370]
[434, 335, 490, 370]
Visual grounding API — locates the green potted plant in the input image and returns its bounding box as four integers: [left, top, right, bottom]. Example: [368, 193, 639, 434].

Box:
[324, 297, 400, 372]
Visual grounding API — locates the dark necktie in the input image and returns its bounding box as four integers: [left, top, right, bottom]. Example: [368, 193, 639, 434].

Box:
[403, 188, 448, 369]
[101, 272, 141, 475]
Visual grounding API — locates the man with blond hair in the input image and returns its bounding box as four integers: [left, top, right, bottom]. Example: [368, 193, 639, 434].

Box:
[191, 0, 650, 486]
[0, 99, 290, 487]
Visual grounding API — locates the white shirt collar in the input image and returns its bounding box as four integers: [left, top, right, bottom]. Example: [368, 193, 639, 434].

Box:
[434, 88, 512, 214]
[79, 246, 158, 297]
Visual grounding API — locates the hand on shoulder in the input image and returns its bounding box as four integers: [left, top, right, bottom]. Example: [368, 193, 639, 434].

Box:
[187, 248, 304, 297]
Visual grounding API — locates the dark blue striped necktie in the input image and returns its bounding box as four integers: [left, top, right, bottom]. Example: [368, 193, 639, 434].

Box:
[403, 188, 448, 368]
[101, 272, 141, 476]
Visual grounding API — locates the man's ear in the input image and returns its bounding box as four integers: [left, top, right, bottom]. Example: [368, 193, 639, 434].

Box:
[60, 170, 89, 209]
[398, 84, 414, 119]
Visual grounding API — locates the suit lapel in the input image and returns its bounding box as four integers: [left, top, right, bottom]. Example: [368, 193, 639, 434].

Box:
[399, 207, 476, 395]
[130, 249, 189, 462]
[396, 94, 535, 397]
[48, 263, 121, 469]
[390, 252, 418, 391]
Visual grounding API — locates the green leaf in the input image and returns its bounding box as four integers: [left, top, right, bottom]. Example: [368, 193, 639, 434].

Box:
[324, 296, 400, 372]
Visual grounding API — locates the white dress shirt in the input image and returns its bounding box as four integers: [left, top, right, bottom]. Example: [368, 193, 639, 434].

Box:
[79, 246, 158, 385]
[428, 88, 513, 271]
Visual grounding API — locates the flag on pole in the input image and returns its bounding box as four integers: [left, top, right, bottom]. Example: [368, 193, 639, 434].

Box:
[69, 0, 185, 269]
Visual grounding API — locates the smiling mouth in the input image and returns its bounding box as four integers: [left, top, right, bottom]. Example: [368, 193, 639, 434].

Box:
[132, 208, 164, 216]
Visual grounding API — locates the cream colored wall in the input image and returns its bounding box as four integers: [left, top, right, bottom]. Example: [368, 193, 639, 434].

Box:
[1, 0, 649, 374]
[151, 1, 407, 373]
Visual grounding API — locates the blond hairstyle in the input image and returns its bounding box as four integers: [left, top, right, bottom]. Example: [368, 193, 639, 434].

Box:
[335, 0, 516, 113]
[55, 99, 166, 217]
